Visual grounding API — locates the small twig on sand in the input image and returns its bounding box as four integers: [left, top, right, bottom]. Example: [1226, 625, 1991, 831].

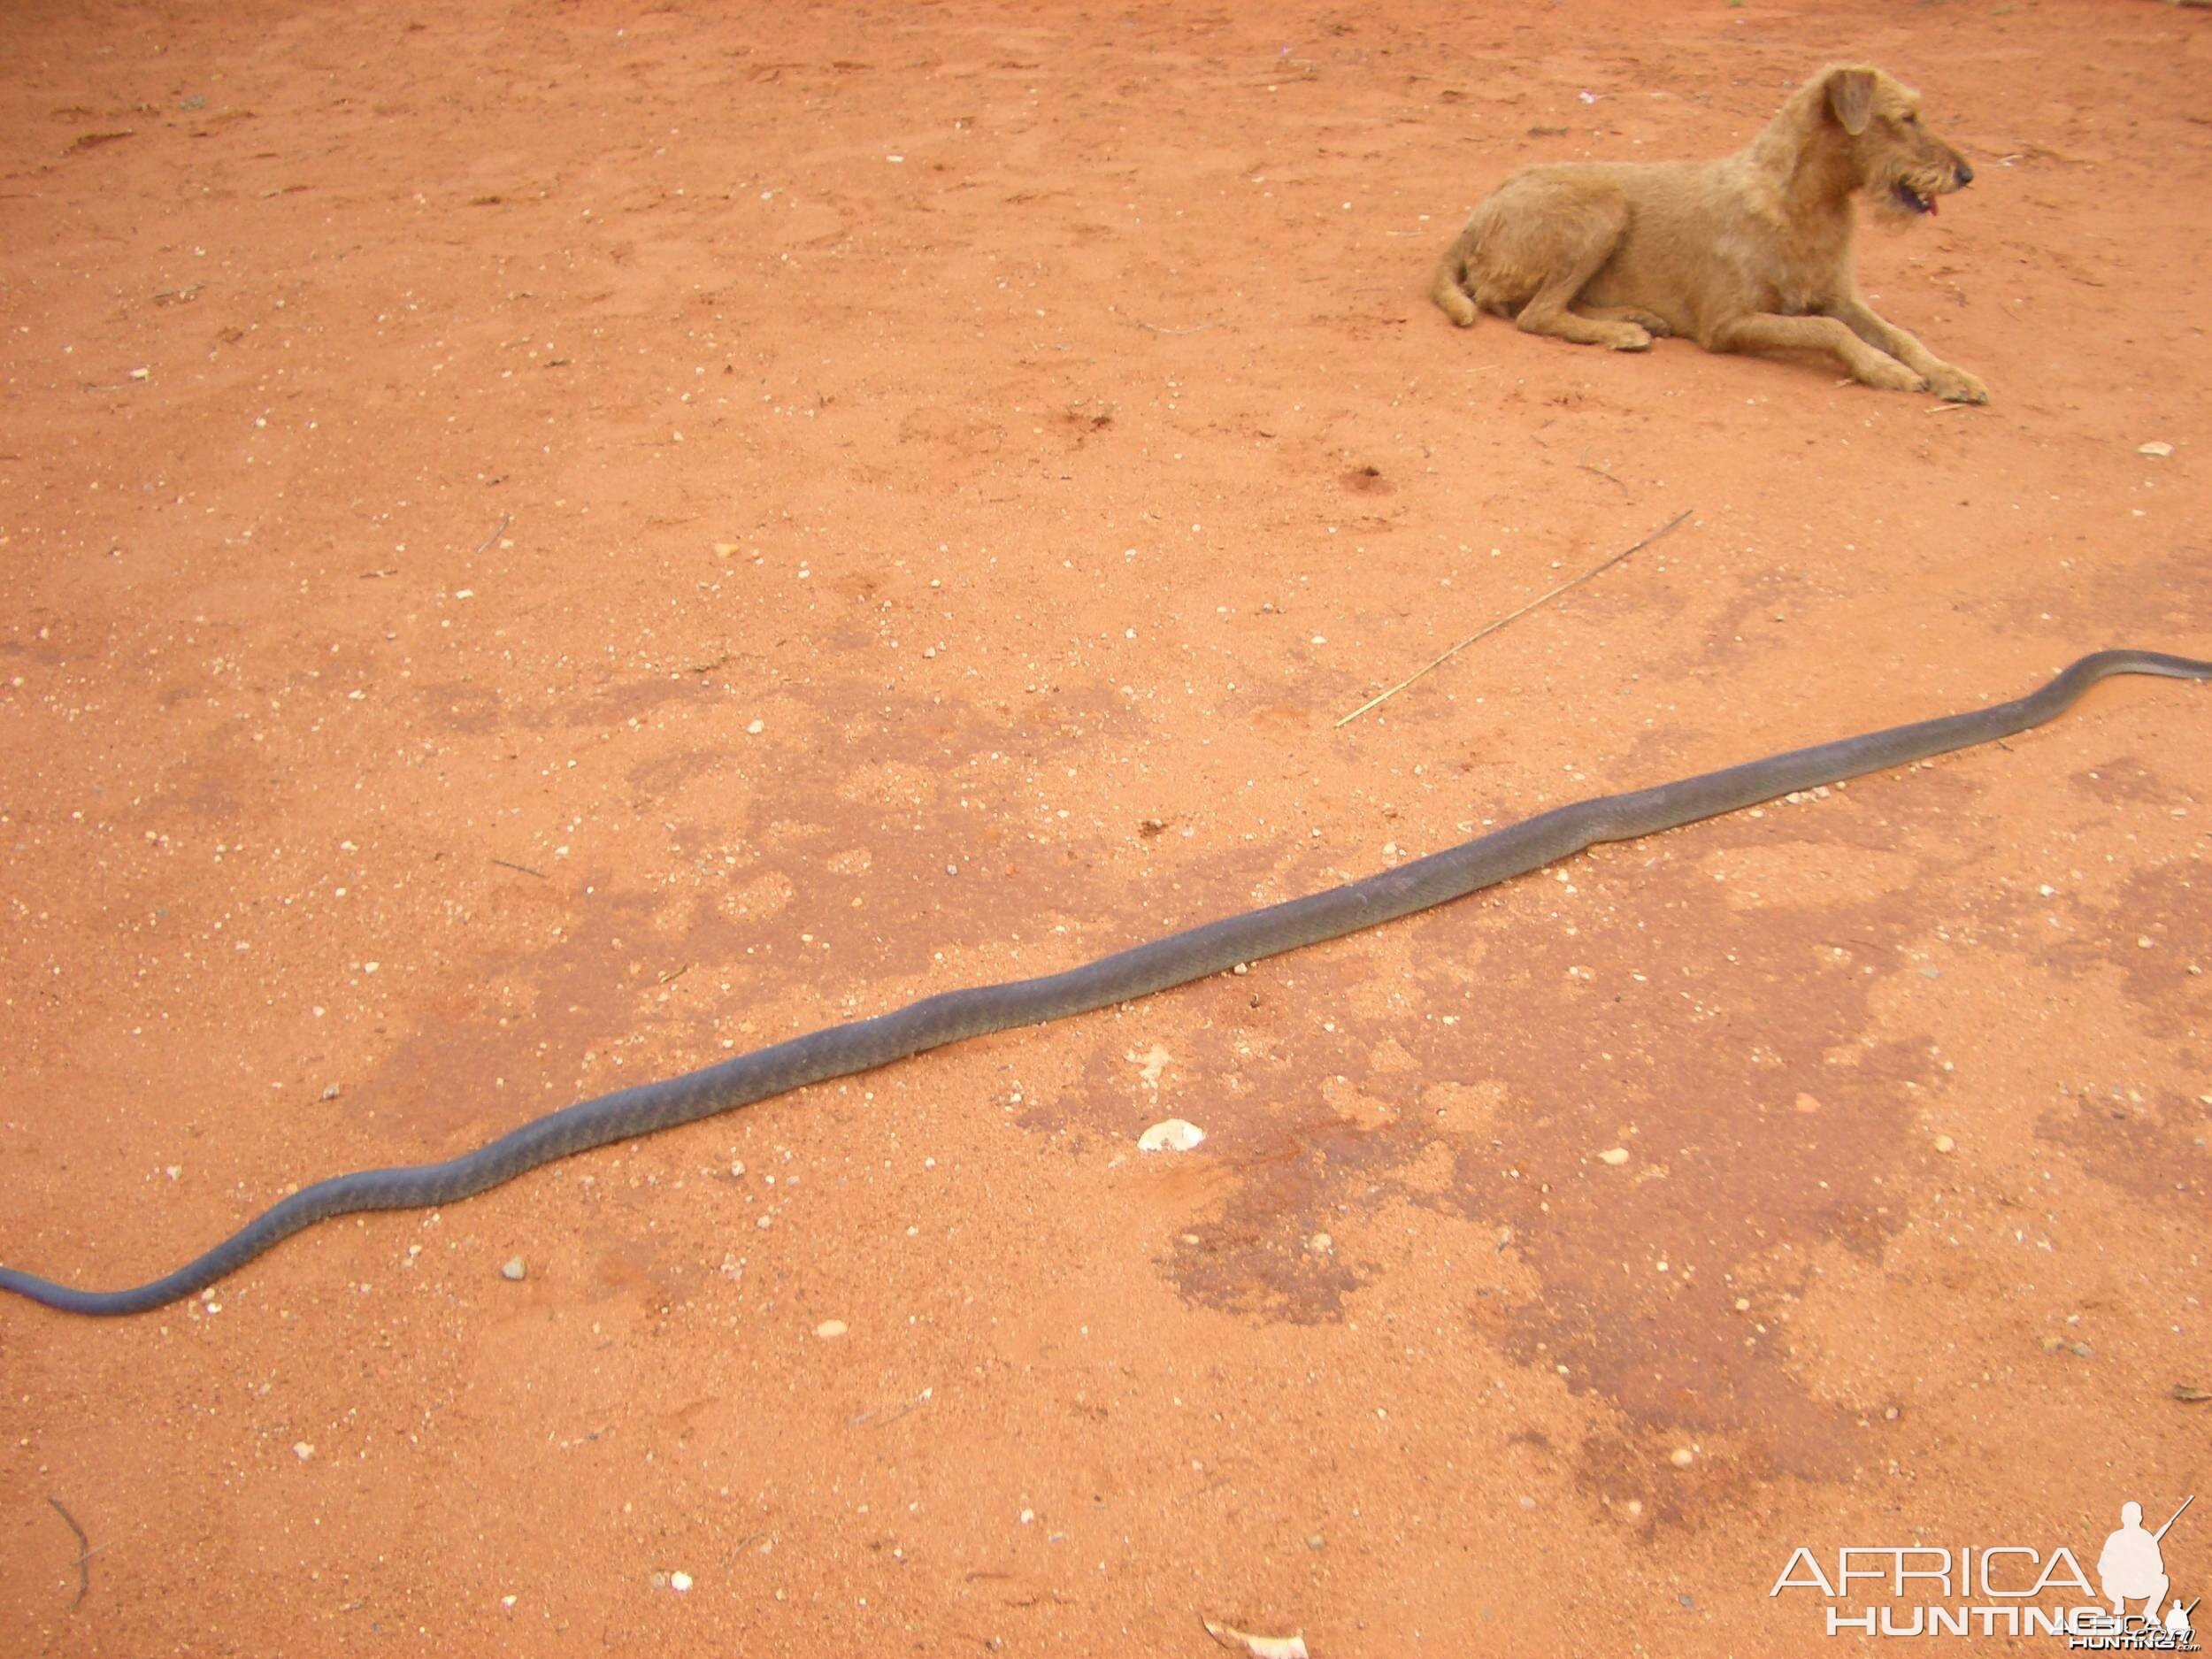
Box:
[474, 512, 511, 554]
[1133, 319, 1220, 335]
[657, 963, 692, 986]
[47, 1497, 92, 1610]
[1576, 462, 1630, 492]
[1334, 508, 1693, 728]
[491, 857, 548, 879]
[850, 1386, 933, 1428]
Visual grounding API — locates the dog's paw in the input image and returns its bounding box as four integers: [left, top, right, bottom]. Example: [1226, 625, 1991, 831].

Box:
[1625, 311, 1672, 338]
[1925, 364, 1990, 404]
[1605, 325, 1654, 352]
[1856, 357, 1925, 394]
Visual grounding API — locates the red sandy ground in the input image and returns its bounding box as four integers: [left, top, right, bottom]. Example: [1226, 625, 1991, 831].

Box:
[3, 2, 2208, 1654]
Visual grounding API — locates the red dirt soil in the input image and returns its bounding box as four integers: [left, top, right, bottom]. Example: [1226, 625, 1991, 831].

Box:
[4, 2, 2208, 1654]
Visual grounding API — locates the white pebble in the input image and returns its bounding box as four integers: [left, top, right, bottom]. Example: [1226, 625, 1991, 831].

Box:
[1598, 1147, 1631, 1166]
[814, 1319, 849, 1339]
[1138, 1118, 1206, 1153]
[501, 1256, 526, 1281]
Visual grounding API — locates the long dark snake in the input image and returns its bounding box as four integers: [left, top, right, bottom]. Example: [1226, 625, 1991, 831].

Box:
[3, 649, 2205, 1317]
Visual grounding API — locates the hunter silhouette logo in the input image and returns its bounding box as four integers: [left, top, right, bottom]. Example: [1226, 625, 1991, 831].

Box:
[1770, 1493, 2198, 1646]
[2101, 1501, 2188, 1622]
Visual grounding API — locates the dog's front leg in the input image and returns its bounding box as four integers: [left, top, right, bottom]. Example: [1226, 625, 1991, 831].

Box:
[1708, 313, 1925, 392]
[1824, 295, 1990, 403]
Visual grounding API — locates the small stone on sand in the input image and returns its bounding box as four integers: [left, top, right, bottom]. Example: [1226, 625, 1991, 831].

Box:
[1138, 1118, 1205, 1153]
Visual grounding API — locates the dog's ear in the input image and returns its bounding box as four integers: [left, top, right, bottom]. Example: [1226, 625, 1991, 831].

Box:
[1825, 67, 1875, 135]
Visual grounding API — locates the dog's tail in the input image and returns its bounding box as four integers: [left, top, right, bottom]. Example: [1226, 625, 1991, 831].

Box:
[1431, 242, 1479, 327]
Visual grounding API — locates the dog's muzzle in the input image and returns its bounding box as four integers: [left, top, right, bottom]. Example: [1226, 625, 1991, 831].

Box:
[1894, 160, 1970, 217]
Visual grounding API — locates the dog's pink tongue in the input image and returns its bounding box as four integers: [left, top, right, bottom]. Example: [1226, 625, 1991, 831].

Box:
[1926, 196, 1939, 217]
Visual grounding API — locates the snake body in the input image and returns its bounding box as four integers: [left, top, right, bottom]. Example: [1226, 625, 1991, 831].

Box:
[3, 649, 2206, 1317]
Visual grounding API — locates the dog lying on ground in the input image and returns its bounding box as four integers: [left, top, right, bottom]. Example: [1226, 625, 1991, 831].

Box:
[1431, 65, 1988, 402]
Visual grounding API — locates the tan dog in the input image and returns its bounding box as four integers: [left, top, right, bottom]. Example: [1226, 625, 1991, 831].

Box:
[1431, 65, 1988, 402]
